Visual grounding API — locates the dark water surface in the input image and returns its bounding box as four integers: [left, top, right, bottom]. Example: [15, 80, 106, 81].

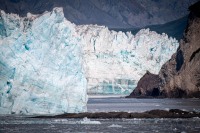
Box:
[1, 98, 200, 133]
[1, 116, 200, 133]
[87, 97, 200, 112]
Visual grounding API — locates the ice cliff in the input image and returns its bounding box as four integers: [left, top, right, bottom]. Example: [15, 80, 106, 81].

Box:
[77, 25, 178, 94]
[0, 8, 178, 114]
[0, 8, 87, 114]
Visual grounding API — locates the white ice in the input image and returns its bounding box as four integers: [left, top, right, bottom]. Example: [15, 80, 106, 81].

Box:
[80, 117, 101, 124]
[77, 24, 178, 94]
[0, 8, 87, 114]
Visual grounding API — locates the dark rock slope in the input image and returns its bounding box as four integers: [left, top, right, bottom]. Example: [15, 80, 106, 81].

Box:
[159, 1, 200, 98]
[128, 1, 200, 98]
[126, 71, 162, 98]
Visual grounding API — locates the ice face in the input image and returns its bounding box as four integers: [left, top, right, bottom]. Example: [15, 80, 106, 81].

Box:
[77, 25, 178, 94]
[0, 7, 178, 114]
[0, 8, 87, 114]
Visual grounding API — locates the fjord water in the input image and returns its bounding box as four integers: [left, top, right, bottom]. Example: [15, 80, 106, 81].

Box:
[87, 97, 200, 112]
[1, 98, 200, 132]
[1, 116, 200, 133]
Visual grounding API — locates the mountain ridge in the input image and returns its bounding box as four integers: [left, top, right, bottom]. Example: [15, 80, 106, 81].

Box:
[0, 0, 198, 28]
[110, 15, 189, 41]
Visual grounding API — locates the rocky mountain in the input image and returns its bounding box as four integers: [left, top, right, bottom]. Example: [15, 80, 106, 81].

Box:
[0, 0, 198, 28]
[128, 1, 200, 98]
[111, 15, 189, 41]
[159, 1, 200, 98]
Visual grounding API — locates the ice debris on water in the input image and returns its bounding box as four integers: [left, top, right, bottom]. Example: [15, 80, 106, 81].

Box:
[53, 118, 101, 125]
[108, 124, 123, 128]
[80, 117, 101, 124]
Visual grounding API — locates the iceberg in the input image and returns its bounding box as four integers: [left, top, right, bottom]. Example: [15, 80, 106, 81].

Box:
[0, 8, 87, 114]
[0, 7, 178, 114]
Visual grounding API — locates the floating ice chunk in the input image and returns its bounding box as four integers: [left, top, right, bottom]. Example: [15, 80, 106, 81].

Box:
[80, 117, 101, 124]
[108, 124, 123, 128]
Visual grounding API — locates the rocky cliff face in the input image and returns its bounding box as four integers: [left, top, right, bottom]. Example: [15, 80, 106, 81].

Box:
[159, 1, 200, 98]
[127, 71, 162, 98]
[128, 1, 200, 98]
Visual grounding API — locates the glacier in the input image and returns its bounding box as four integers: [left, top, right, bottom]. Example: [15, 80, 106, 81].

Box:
[0, 7, 178, 114]
[77, 25, 178, 94]
[0, 8, 87, 114]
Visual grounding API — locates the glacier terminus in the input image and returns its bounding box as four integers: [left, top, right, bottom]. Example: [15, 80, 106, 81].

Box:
[0, 8, 179, 114]
[0, 8, 87, 114]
